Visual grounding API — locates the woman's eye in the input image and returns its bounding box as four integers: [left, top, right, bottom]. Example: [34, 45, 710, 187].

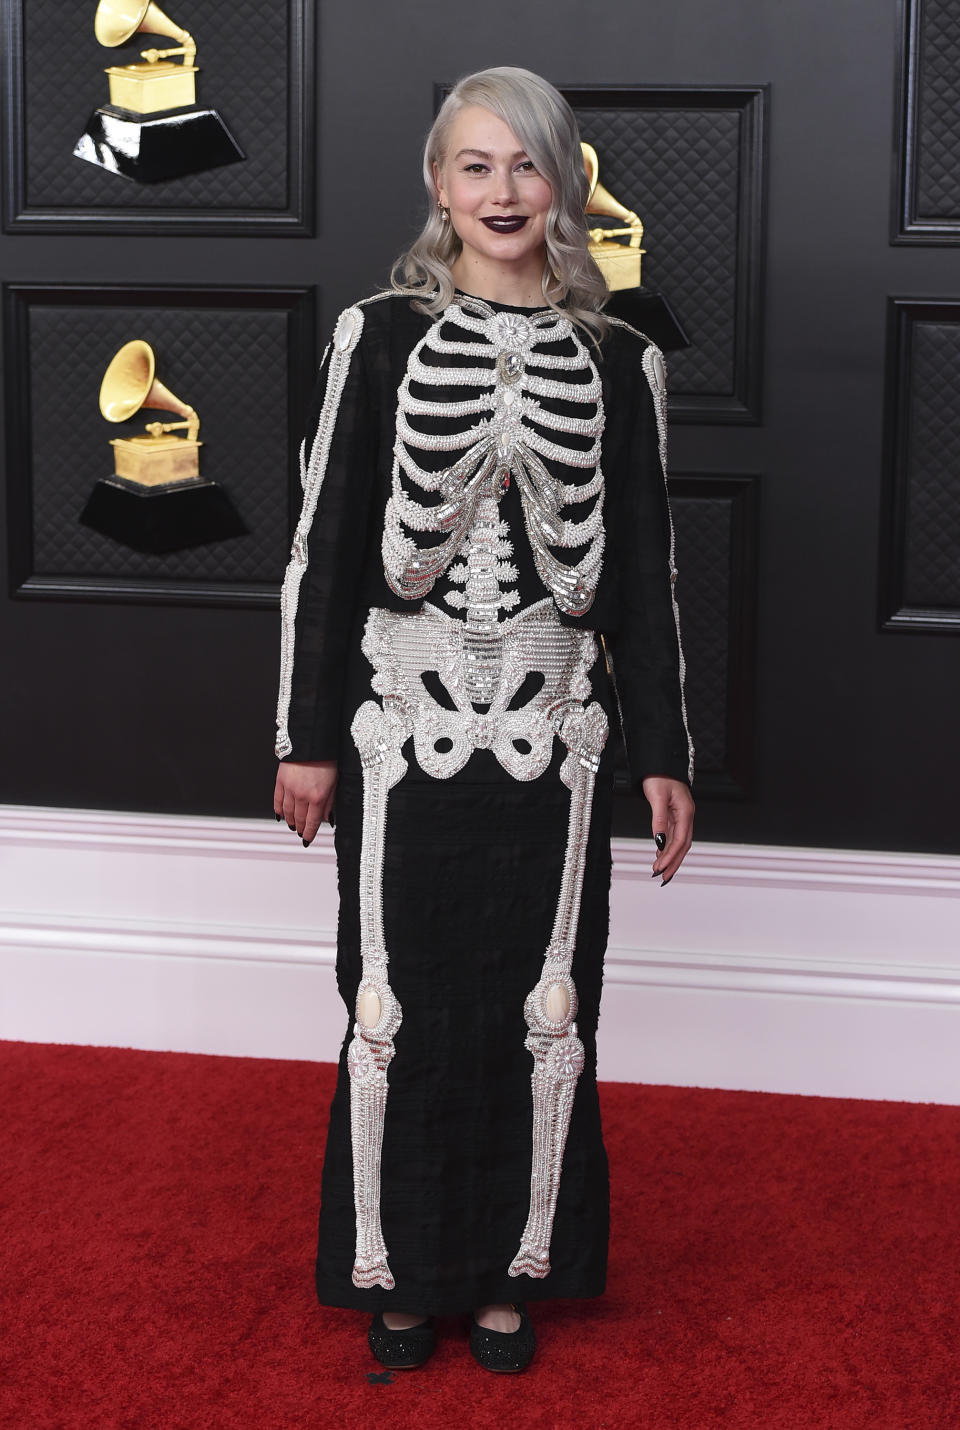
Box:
[464, 163, 488, 173]
[516, 161, 536, 172]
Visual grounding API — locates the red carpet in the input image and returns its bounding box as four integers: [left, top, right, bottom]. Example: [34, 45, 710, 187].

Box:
[1, 1041, 958, 1429]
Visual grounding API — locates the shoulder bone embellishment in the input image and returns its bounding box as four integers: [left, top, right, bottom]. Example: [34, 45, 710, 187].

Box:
[334, 308, 360, 352]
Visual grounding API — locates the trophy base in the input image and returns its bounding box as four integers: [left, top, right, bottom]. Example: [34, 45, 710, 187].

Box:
[604, 288, 692, 353]
[73, 106, 245, 184]
[79, 477, 248, 554]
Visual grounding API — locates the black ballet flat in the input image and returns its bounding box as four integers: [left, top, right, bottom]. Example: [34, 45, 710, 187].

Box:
[368, 1312, 436, 1369]
[469, 1303, 536, 1373]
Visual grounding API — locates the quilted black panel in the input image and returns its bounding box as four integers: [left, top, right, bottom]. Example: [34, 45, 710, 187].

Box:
[914, 0, 960, 220]
[22, 0, 288, 210]
[25, 303, 293, 584]
[574, 106, 740, 399]
[902, 319, 960, 606]
[670, 493, 731, 772]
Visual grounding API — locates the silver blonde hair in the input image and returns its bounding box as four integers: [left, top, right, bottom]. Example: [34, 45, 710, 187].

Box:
[389, 66, 610, 339]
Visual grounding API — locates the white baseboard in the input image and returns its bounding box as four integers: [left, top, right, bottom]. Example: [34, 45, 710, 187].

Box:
[2, 804, 958, 1103]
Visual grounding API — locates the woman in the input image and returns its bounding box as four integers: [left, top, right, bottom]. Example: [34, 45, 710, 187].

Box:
[273, 66, 694, 1373]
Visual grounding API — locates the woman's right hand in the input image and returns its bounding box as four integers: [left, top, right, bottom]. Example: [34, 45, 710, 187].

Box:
[274, 759, 338, 846]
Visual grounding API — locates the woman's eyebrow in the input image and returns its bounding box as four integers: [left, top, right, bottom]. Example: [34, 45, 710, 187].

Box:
[453, 148, 529, 161]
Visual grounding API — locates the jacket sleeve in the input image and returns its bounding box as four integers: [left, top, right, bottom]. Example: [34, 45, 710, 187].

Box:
[275, 303, 378, 761]
[604, 335, 695, 790]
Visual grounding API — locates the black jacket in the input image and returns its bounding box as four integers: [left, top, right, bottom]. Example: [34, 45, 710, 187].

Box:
[277, 291, 694, 791]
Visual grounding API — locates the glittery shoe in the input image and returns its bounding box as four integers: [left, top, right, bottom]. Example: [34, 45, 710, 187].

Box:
[469, 1303, 536, 1373]
[367, 1312, 436, 1369]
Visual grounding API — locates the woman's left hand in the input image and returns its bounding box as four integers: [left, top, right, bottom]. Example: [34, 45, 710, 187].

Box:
[641, 775, 695, 885]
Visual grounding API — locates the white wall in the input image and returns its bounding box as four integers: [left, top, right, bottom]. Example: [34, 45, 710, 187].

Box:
[1, 803, 958, 1103]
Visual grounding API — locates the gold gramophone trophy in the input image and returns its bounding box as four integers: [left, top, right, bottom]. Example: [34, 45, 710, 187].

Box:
[581, 141, 690, 351]
[581, 142, 645, 292]
[79, 339, 247, 553]
[73, 1, 244, 183]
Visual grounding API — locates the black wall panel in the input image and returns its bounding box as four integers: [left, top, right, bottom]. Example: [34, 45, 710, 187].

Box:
[670, 475, 758, 798]
[566, 88, 766, 423]
[879, 299, 960, 630]
[2, 0, 314, 233]
[1, 0, 958, 854]
[5, 283, 314, 603]
[893, 0, 960, 242]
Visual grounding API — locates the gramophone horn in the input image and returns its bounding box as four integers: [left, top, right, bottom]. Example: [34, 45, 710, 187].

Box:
[99, 339, 193, 423]
[94, 0, 191, 50]
[582, 142, 601, 202]
[581, 142, 643, 235]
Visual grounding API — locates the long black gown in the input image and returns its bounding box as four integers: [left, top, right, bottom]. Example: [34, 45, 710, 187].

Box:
[275, 288, 692, 1315]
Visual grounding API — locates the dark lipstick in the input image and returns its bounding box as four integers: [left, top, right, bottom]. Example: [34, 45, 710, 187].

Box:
[480, 216, 528, 233]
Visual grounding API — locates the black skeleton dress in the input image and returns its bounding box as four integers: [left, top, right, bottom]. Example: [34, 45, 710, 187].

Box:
[275, 289, 693, 1315]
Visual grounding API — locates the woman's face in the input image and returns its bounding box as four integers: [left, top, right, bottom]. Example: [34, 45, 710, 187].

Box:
[433, 105, 553, 277]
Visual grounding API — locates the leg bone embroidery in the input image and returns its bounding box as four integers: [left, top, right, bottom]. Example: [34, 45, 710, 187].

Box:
[347, 700, 408, 1291]
[509, 701, 608, 1279]
[348, 601, 605, 1290]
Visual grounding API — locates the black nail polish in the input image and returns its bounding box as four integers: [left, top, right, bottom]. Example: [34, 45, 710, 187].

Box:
[302, 837, 309, 847]
[275, 813, 282, 822]
[654, 832, 666, 851]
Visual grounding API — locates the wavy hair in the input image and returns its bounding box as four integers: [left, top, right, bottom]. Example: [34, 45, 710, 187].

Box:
[389, 66, 609, 339]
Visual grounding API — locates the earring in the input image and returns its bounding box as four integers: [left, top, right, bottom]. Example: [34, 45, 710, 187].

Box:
[437, 201, 449, 222]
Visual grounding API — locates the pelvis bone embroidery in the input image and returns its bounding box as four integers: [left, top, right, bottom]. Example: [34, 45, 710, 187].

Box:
[345, 598, 609, 1290]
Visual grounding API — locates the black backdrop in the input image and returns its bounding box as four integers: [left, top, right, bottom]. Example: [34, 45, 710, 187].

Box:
[2, 0, 958, 853]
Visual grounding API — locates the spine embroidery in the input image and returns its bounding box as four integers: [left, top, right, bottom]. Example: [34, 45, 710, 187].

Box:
[275, 305, 365, 759]
[443, 494, 519, 703]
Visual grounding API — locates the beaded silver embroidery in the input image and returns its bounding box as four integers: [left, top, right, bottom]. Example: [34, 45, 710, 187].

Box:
[608, 318, 695, 785]
[507, 694, 608, 1280]
[345, 698, 407, 1290]
[275, 301, 370, 759]
[382, 298, 606, 622]
[280, 295, 691, 1290]
[443, 494, 519, 703]
[345, 598, 608, 1289]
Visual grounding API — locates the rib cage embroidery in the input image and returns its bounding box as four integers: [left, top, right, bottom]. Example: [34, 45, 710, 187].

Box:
[346, 599, 609, 1289]
[381, 298, 606, 623]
